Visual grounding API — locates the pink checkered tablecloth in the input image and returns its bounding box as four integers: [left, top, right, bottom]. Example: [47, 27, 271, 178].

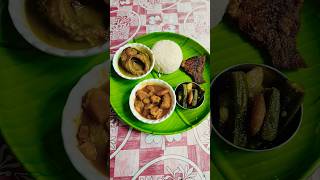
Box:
[110, 0, 210, 179]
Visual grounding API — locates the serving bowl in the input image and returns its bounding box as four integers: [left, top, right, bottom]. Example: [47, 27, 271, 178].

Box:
[8, 0, 108, 57]
[175, 82, 205, 110]
[112, 43, 155, 80]
[211, 64, 303, 152]
[129, 79, 176, 124]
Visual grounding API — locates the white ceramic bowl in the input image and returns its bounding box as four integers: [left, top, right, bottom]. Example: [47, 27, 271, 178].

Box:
[112, 43, 155, 80]
[8, 0, 108, 57]
[62, 62, 108, 180]
[129, 79, 176, 124]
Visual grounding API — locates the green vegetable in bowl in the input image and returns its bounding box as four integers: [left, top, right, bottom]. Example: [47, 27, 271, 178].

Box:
[176, 82, 204, 109]
[261, 88, 281, 141]
[212, 65, 304, 150]
[232, 71, 249, 147]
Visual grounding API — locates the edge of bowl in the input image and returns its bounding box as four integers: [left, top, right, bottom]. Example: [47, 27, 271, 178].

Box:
[61, 62, 108, 180]
[112, 43, 155, 80]
[129, 79, 176, 124]
[175, 82, 205, 110]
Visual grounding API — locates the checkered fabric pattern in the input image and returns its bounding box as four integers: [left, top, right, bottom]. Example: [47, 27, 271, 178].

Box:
[110, 0, 210, 179]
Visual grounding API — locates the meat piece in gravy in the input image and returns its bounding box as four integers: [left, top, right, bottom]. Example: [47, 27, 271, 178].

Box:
[161, 93, 171, 109]
[150, 95, 161, 104]
[136, 90, 149, 100]
[134, 100, 144, 113]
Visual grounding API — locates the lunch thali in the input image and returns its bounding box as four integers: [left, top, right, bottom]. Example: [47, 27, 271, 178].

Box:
[110, 32, 210, 134]
[211, 0, 320, 179]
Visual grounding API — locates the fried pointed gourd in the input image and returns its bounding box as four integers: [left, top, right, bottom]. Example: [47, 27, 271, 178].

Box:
[261, 88, 281, 141]
[192, 89, 199, 107]
[232, 71, 249, 147]
[182, 84, 188, 108]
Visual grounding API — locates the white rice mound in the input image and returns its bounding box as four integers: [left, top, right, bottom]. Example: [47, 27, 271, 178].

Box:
[152, 40, 183, 74]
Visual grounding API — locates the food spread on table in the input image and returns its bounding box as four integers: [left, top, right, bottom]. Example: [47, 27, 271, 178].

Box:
[113, 38, 208, 124]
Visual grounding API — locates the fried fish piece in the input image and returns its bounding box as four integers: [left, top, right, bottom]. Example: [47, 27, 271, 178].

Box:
[181, 56, 206, 84]
[227, 0, 306, 69]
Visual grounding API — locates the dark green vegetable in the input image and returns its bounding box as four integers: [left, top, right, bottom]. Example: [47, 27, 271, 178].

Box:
[232, 71, 249, 147]
[261, 87, 281, 141]
[192, 89, 198, 107]
[182, 84, 188, 108]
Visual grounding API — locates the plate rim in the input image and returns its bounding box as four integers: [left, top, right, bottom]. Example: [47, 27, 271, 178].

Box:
[61, 62, 108, 180]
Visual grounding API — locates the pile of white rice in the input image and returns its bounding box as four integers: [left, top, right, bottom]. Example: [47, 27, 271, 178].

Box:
[152, 40, 183, 74]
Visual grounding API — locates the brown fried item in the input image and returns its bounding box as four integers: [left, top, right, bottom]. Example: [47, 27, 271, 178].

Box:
[156, 88, 170, 96]
[78, 125, 90, 142]
[142, 98, 151, 104]
[136, 90, 149, 100]
[146, 85, 155, 93]
[134, 100, 144, 113]
[227, 0, 306, 69]
[82, 87, 108, 124]
[150, 106, 163, 119]
[161, 93, 172, 109]
[145, 103, 155, 110]
[150, 95, 161, 104]
[181, 56, 206, 84]
[79, 141, 97, 161]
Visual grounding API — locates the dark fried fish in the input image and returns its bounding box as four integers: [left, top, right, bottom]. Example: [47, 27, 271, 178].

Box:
[228, 0, 306, 69]
[181, 56, 206, 84]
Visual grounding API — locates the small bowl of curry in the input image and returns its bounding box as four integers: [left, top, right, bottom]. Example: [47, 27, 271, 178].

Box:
[113, 43, 155, 80]
[129, 79, 176, 124]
